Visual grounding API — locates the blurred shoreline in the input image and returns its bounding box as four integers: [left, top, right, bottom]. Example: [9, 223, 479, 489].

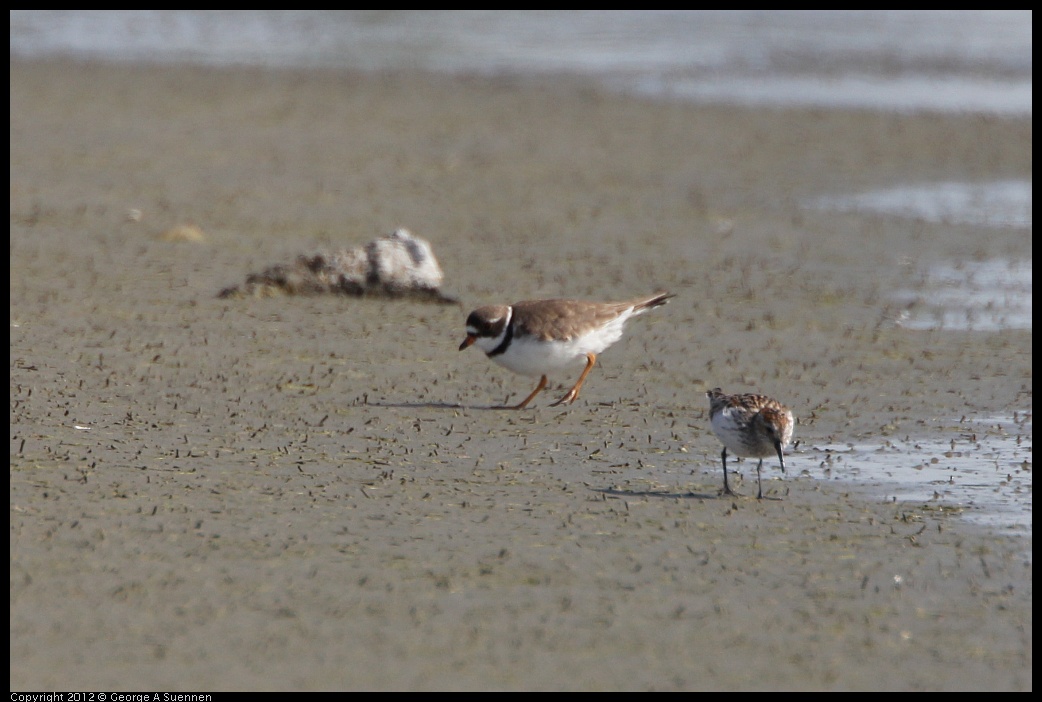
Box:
[10, 10, 1033, 116]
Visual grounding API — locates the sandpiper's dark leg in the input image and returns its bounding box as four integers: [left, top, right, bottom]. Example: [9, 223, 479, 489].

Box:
[721, 447, 739, 497]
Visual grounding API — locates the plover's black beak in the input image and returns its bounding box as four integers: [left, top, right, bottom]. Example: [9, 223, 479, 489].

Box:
[459, 334, 476, 351]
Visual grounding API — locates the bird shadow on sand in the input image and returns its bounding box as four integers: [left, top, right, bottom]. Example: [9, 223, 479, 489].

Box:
[595, 486, 786, 501]
[361, 401, 471, 410]
[593, 486, 722, 501]
[364, 401, 562, 411]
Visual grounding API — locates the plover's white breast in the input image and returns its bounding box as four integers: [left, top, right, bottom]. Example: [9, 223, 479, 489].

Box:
[491, 333, 592, 377]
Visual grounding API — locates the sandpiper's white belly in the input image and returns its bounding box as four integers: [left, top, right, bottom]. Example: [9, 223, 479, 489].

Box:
[711, 407, 777, 458]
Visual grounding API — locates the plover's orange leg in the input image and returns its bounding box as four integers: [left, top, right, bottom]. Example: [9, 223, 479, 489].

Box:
[499, 375, 548, 410]
[551, 353, 596, 406]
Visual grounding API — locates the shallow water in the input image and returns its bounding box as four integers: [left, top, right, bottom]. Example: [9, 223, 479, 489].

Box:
[890, 260, 1033, 333]
[807, 411, 1032, 535]
[806, 180, 1032, 230]
[806, 181, 1032, 333]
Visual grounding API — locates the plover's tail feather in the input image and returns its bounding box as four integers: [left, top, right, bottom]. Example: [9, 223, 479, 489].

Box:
[633, 291, 675, 312]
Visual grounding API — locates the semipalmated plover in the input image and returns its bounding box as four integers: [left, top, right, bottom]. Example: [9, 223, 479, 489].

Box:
[459, 292, 674, 409]
[706, 388, 795, 499]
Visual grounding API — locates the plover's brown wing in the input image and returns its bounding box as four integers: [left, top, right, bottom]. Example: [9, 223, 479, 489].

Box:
[510, 299, 600, 341]
[512, 294, 673, 342]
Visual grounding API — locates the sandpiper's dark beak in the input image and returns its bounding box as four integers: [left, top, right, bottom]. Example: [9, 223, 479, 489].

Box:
[459, 334, 476, 351]
[775, 441, 786, 473]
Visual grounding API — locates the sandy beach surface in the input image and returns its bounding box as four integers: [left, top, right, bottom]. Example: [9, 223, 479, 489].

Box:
[10, 59, 1031, 690]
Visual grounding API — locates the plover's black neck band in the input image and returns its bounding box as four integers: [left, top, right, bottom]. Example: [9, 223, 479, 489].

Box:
[488, 308, 514, 357]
